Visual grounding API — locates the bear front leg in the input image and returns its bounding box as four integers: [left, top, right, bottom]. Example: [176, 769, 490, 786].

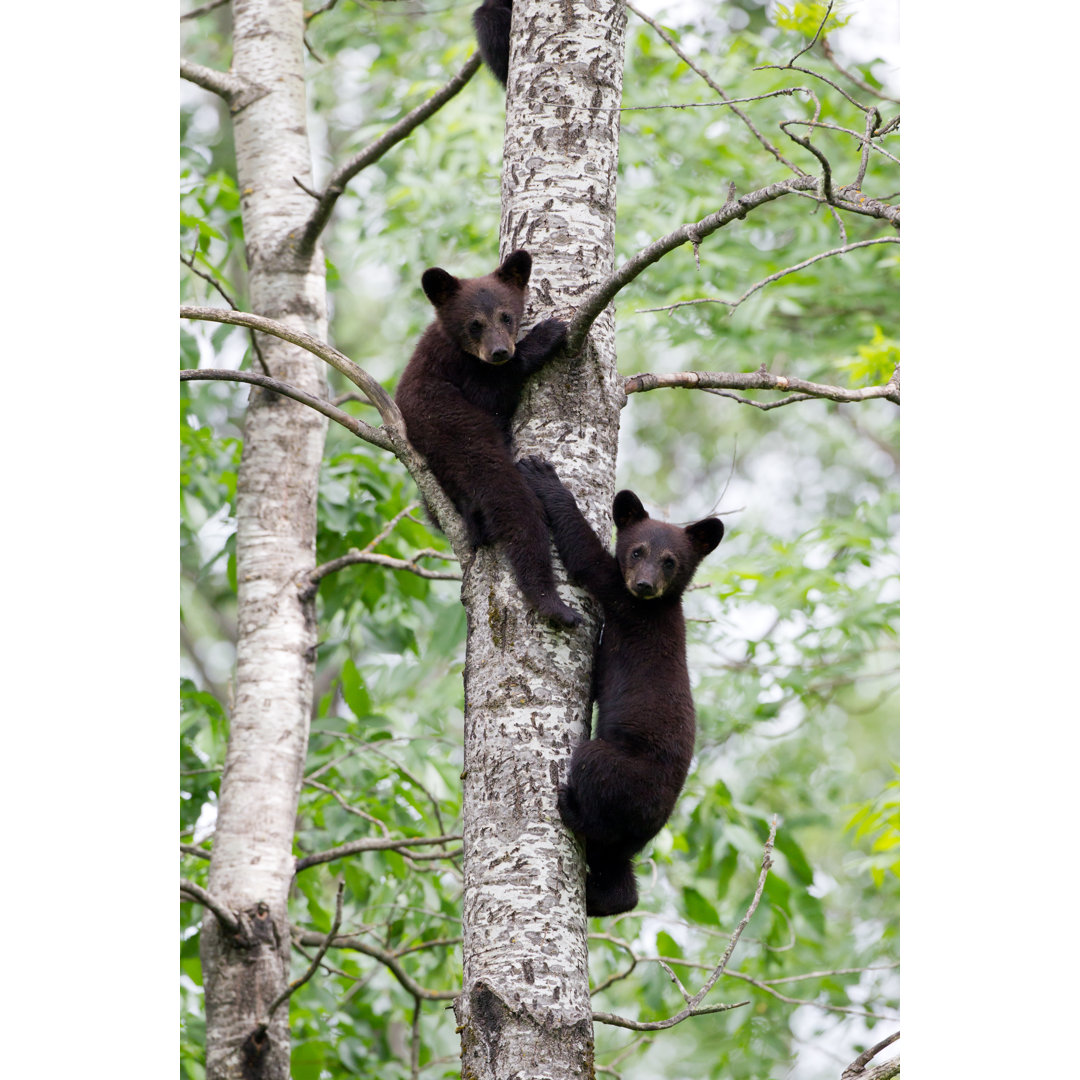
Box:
[514, 317, 568, 377]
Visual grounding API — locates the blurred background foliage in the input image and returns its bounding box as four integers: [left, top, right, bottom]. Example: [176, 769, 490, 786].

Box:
[181, 1, 898, 1077]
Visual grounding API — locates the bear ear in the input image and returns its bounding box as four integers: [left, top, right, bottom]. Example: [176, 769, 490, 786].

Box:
[613, 490, 648, 529]
[494, 249, 532, 291]
[685, 517, 724, 556]
[421, 267, 461, 308]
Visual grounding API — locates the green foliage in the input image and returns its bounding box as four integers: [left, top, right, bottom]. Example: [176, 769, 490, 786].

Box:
[181, 2, 898, 1077]
[773, 2, 852, 38]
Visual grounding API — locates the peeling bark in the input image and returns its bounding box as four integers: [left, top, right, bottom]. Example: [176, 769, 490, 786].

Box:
[198, 3, 329, 1078]
[455, 3, 627, 1076]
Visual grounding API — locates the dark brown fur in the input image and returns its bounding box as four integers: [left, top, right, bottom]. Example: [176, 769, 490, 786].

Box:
[519, 456, 725, 915]
[395, 251, 580, 627]
[473, 0, 513, 85]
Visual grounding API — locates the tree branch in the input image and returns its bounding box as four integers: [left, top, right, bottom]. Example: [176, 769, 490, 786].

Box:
[260, 883, 344, 1027]
[303, 548, 462, 597]
[624, 367, 899, 407]
[180, 878, 241, 936]
[177, 310, 475, 579]
[295, 929, 458, 1001]
[299, 53, 482, 253]
[637, 237, 899, 317]
[295, 834, 463, 873]
[565, 175, 819, 352]
[181, 842, 212, 861]
[181, 368, 394, 451]
[180, 57, 267, 112]
[843, 1031, 900, 1078]
[821, 37, 899, 104]
[626, 1, 804, 174]
[181, 0, 229, 22]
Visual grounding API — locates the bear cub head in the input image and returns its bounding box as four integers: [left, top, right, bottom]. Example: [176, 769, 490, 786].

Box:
[421, 249, 533, 366]
[613, 490, 724, 601]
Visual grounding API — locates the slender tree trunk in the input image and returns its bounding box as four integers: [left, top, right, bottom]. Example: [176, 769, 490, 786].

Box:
[199, 3, 328, 1078]
[455, 3, 627, 1076]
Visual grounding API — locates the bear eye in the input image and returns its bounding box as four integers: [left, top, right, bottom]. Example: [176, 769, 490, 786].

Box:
[631, 546, 645, 560]
[499, 312, 513, 326]
[662, 556, 676, 571]
[469, 320, 483, 337]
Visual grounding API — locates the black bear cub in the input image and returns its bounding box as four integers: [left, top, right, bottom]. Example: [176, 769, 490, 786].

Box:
[519, 457, 725, 916]
[473, 0, 513, 85]
[395, 251, 581, 628]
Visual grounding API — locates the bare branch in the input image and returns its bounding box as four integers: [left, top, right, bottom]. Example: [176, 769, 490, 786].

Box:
[624, 368, 899, 407]
[295, 834, 463, 873]
[787, 1, 834, 68]
[723, 968, 899, 1020]
[821, 37, 899, 104]
[179, 305, 399, 423]
[759, 61, 870, 113]
[180, 57, 267, 111]
[261, 882, 345, 1025]
[303, 548, 462, 597]
[295, 929, 458, 1001]
[638, 237, 899, 317]
[592, 1000, 748, 1032]
[180, 878, 241, 935]
[179, 305, 469, 553]
[843, 1031, 900, 1079]
[299, 53, 482, 252]
[181, 0, 229, 21]
[780, 120, 835, 203]
[180, 253, 269, 373]
[181, 842, 212, 861]
[626, 1, 804, 173]
[565, 175, 819, 352]
[180, 368, 394, 451]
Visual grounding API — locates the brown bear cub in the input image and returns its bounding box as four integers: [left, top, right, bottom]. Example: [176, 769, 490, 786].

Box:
[396, 250, 581, 628]
[518, 456, 725, 915]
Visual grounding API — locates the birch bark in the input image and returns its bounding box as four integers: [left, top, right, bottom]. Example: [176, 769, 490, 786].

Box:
[455, 3, 627, 1076]
[198, 3, 328, 1078]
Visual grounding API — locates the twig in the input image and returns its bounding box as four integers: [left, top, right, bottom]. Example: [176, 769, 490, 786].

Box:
[181, 842, 212, 861]
[295, 929, 457, 1001]
[409, 999, 422, 1080]
[842, 1031, 900, 1078]
[295, 834, 463, 873]
[565, 175, 819, 352]
[260, 882, 345, 1026]
[300, 53, 482, 252]
[180, 253, 269, 374]
[594, 819, 777, 1032]
[723, 968, 898, 1020]
[821, 37, 898, 104]
[787, 1, 834, 68]
[638, 237, 899, 317]
[624, 368, 899, 407]
[780, 121, 834, 203]
[180, 0, 229, 21]
[626, 2, 803, 173]
[180, 368, 393, 451]
[180, 878, 241, 935]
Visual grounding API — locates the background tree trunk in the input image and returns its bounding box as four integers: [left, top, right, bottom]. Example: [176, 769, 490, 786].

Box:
[454, 3, 627, 1076]
[198, 3, 328, 1078]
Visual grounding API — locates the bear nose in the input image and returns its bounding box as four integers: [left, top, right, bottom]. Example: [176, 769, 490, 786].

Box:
[634, 580, 656, 598]
[489, 348, 511, 365]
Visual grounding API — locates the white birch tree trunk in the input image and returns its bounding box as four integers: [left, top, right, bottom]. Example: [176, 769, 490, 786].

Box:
[198, 3, 328, 1078]
[455, 3, 627, 1076]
